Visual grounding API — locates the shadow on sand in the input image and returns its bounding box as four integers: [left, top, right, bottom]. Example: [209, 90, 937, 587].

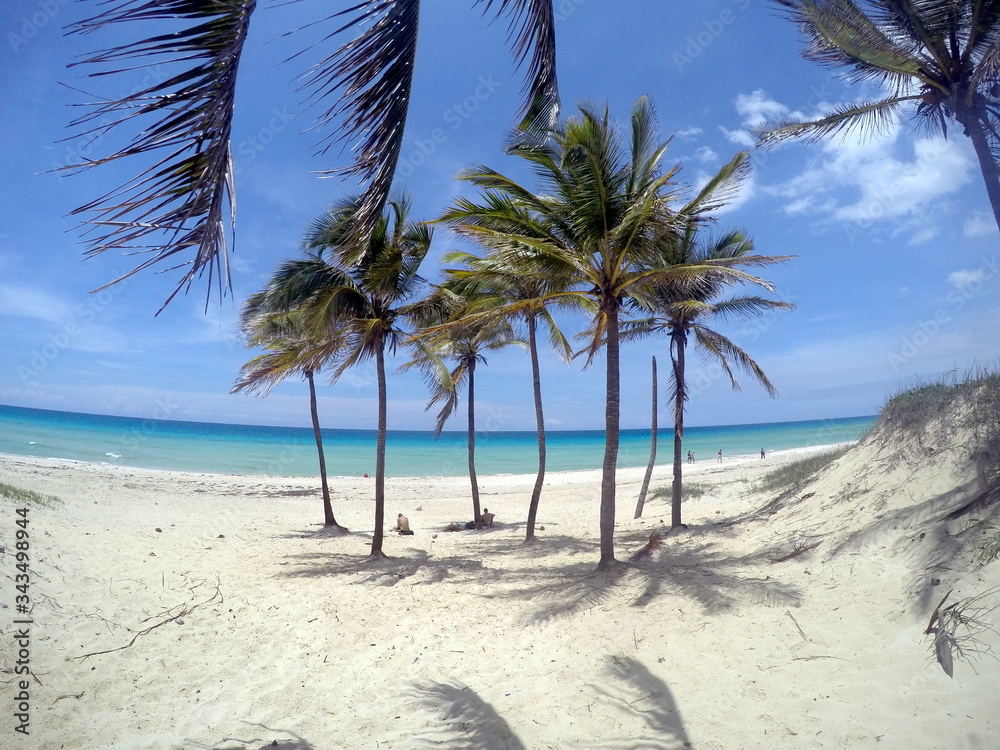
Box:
[273, 525, 802, 623]
[580, 656, 693, 750]
[406, 680, 526, 749]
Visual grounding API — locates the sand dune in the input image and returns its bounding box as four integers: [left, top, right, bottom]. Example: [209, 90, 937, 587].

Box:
[1, 410, 998, 748]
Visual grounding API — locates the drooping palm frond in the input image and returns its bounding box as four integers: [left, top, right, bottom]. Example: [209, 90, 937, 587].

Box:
[692, 324, 779, 396]
[477, 0, 559, 140]
[299, 0, 420, 251]
[754, 94, 921, 148]
[65, 0, 256, 310]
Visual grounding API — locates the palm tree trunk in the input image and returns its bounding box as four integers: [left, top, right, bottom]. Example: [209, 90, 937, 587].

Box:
[960, 108, 1000, 234]
[468, 359, 483, 529]
[525, 314, 546, 542]
[634, 356, 657, 519]
[370, 345, 388, 558]
[598, 304, 621, 569]
[307, 370, 339, 528]
[671, 332, 687, 529]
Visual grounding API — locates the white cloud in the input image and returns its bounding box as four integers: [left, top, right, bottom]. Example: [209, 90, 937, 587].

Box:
[726, 89, 974, 241]
[908, 226, 940, 245]
[694, 145, 718, 164]
[964, 212, 995, 238]
[734, 90, 800, 126]
[0, 284, 71, 324]
[765, 124, 973, 239]
[948, 269, 987, 289]
[676, 127, 703, 140]
[720, 126, 755, 148]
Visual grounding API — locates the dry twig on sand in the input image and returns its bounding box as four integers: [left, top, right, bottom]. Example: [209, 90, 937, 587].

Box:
[769, 539, 820, 563]
[76, 579, 222, 660]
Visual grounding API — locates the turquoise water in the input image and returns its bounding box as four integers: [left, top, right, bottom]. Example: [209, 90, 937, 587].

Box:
[0, 404, 874, 478]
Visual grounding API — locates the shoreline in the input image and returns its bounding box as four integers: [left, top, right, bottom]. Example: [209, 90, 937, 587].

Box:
[0, 441, 851, 486]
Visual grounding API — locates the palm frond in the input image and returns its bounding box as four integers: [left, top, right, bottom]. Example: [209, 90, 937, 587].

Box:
[300, 0, 420, 251]
[773, 0, 930, 86]
[64, 0, 256, 310]
[476, 0, 559, 141]
[753, 95, 917, 148]
[693, 325, 779, 396]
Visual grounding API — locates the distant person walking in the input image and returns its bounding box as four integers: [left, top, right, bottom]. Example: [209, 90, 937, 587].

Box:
[717, 449, 723, 463]
[760, 447, 766, 459]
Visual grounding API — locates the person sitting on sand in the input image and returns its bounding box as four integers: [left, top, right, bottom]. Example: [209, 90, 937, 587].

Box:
[395, 513, 413, 535]
[481, 508, 495, 527]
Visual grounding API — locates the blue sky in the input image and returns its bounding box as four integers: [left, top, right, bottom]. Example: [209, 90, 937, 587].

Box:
[2, 0, 998, 432]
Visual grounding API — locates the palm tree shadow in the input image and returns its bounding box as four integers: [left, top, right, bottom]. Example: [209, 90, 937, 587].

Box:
[630, 537, 804, 615]
[509, 534, 803, 624]
[406, 680, 526, 749]
[580, 656, 692, 750]
[276, 548, 496, 587]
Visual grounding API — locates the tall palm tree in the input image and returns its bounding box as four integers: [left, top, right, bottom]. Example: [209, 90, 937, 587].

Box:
[232, 306, 347, 530]
[406, 287, 523, 529]
[437, 250, 573, 543]
[257, 194, 431, 558]
[757, 0, 1000, 233]
[61, 1, 557, 307]
[440, 97, 767, 569]
[634, 356, 659, 521]
[627, 226, 794, 528]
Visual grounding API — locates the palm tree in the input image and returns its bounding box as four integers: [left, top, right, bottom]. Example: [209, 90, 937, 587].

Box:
[437, 250, 573, 543]
[406, 287, 523, 529]
[634, 356, 658, 520]
[232, 305, 347, 531]
[256, 194, 431, 558]
[627, 226, 794, 528]
[61, 1, 558, 307]
[758, 0, 1000, 233]
[440, 98, 767, 569]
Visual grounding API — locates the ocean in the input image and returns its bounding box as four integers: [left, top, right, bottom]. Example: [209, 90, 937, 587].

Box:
[0, 404, 875, 478]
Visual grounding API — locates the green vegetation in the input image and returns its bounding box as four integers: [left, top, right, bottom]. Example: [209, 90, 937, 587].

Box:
[751, 448, 849, 496]
[976, 528, 1000, 569]
[653, 481, 709, 503]
[879, 370, 1000, 437]
[0, 482, 60, 508]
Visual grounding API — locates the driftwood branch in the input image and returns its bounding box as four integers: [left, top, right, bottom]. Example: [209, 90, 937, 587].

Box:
[769, 540, 820, 563]
[76, 581, 222, 660]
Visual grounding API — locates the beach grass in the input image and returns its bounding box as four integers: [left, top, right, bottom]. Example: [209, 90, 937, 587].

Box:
[0, 481, 61, 508]
[750, 447, 849, 496]
[977, 527, 1000, 568]
[652, 481, 709, 502]
[879, 368, 1000, 435]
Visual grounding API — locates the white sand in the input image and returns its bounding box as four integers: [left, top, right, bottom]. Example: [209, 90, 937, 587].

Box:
[1, 438, 998, 749]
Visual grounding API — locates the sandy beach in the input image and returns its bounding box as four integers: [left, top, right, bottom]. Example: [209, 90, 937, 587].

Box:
[1, 427, 998, 749]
